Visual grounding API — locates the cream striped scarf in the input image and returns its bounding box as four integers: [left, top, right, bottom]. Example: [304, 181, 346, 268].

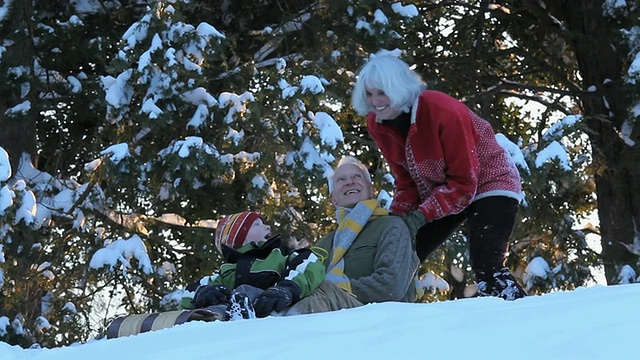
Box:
[325, 199, 389, 293]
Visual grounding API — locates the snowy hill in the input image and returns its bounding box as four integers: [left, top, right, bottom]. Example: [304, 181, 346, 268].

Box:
[2, 284, 638, 360]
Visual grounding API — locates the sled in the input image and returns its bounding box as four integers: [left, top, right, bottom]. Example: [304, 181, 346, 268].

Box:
[106, 307, 224, 339]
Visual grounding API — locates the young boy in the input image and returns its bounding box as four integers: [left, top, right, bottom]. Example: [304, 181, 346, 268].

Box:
[180, 211, 326, 319]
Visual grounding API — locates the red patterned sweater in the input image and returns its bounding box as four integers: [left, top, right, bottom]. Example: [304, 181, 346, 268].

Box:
[367, 90, 522, 222]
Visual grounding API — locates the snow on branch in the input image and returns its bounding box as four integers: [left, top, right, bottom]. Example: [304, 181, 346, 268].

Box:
[89, 235, 153, 275]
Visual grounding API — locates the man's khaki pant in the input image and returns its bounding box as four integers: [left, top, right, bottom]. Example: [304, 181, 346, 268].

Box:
[284, 280, 363, 316]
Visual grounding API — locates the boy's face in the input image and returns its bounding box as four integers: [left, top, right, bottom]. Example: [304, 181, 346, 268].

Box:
[242, 218, 272, 246]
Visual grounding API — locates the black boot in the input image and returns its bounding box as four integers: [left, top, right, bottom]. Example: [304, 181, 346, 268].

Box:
[476, 268, 527, 301]
[226, 292, 256, 320]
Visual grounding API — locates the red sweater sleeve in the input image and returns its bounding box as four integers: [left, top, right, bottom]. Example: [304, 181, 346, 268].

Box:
[366, 113, 419, 214]
[385, 152, 420, 215]
[415, 92, 479, 221]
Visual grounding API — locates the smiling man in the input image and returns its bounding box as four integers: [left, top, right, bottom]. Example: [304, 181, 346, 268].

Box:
[330, 157, 376, 208]
[314, 156, 420, 304]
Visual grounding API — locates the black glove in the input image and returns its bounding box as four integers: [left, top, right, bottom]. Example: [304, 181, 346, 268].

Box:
[253, 280, 302, 317]
[192, 284, 232, 308]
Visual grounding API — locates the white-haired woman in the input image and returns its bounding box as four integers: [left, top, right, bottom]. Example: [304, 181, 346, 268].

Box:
[352, 52, 526, 300]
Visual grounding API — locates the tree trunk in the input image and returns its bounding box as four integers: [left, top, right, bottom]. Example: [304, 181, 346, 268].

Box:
[557, 0, 640, 283]
[0, 0, 37, 172]
[0, 0, 44, 333]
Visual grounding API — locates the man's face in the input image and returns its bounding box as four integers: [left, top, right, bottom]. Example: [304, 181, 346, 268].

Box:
[331, 164, 375, 208]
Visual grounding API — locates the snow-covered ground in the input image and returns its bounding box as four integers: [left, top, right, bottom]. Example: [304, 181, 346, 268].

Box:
[2, 283, 638, 360]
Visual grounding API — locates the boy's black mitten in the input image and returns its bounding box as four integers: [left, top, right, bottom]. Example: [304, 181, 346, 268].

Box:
[253, 280, 301, 317]
[192, 284, 232, 308]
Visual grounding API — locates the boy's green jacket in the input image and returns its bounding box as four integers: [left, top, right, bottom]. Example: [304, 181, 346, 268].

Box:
[181, 236, 325, 309]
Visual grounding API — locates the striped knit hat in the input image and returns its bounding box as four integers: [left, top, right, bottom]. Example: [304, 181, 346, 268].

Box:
[214, 211, 263, 253]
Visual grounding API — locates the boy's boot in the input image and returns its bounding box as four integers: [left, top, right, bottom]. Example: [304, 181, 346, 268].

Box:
[226, 292, 256, 320]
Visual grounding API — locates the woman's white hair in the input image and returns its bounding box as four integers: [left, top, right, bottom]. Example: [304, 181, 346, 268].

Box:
[327, 156, 372, 193]
[351, 52, 425, 116]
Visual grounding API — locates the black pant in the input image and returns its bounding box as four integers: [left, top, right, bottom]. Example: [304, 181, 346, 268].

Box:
[415, 196, 519, 276]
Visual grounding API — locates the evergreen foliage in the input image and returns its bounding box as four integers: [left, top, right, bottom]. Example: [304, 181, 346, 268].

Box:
[0, 0, 638, 348]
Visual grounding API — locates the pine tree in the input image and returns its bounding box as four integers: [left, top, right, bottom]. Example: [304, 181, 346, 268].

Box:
[1, 0, 638, 348]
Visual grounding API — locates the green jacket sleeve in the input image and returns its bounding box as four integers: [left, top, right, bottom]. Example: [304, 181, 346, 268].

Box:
[178, 274, 226, 310]
[282, 249, 326, 298]
[179, 296, 195, 310]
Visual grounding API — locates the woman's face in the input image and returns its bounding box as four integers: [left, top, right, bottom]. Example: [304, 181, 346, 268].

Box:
[365, 87, 402, 120]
